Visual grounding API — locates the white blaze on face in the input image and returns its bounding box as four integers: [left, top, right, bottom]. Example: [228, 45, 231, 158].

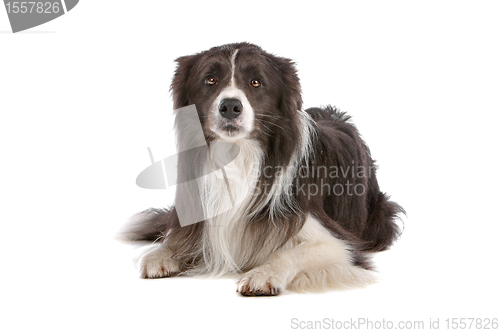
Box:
[211, 49, 255, 141]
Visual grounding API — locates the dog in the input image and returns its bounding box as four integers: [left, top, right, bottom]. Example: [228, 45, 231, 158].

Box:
[121, 42, 403, 296]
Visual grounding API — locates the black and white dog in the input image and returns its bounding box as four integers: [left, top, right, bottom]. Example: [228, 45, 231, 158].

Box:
[121, 42, 403, 296]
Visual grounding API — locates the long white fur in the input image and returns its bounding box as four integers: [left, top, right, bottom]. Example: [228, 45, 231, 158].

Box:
[200, 138, 263, 275]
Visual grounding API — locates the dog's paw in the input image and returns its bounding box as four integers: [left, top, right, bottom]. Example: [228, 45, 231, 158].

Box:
[138, 244, 180, 278]
[236, 265, 282, 296]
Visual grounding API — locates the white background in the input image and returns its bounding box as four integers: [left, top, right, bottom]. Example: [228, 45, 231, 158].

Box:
[1, 1, 499, 332]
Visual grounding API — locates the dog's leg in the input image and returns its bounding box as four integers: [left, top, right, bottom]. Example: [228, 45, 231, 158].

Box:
[237, 215, 375, 296]
[137, 241, 180, 278]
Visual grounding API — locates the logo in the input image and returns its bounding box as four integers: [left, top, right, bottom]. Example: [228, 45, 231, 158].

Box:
[3, 0, 79, 33]
[136, 105, 241, 226]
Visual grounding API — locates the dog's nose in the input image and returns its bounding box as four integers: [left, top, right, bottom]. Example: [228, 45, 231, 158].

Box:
[218, 98, 242, 119]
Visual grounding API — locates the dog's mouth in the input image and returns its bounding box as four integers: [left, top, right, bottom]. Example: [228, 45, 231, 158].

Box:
[214, 119, 247, 139]
[221, 124, 241, 133]
[218, 123, 243, 137]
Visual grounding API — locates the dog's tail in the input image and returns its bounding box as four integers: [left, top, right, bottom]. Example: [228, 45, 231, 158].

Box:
[361, 192, 405, 252]
[117, 207, 176, 242]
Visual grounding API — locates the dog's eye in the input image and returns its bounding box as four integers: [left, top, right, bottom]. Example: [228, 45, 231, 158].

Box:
[251, 79, 261, 88]
[205, 77, 217, 85]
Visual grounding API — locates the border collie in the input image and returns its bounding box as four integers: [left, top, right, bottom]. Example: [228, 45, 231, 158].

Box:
[121, 42, 403, 296]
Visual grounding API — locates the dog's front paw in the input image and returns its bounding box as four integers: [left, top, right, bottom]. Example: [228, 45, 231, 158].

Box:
[237, 265, 282, 296]
[138, 243, 180, 278]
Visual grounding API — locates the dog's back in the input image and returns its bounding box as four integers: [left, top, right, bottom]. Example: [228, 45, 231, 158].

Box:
[305, 106, 403, 252]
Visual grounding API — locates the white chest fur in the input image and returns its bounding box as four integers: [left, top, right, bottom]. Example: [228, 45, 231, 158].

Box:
[199, 139, 263, 276]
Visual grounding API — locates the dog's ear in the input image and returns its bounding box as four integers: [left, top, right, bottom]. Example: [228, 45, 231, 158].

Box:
[170, 55, 199, 109]
[275, 57, 303, 116]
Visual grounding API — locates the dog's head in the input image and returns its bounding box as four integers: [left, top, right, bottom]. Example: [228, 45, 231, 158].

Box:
[170, 42, 302, 142]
